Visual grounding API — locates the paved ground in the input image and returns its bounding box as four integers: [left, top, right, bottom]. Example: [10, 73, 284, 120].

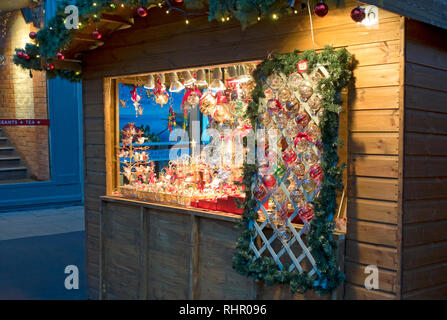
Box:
[0, 206, 87, 300]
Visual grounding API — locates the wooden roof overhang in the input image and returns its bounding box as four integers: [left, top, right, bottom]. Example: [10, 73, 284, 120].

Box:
[47, 1, 447, 73]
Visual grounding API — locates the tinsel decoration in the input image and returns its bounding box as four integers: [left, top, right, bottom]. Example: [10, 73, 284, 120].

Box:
[233, 46, 352, 295]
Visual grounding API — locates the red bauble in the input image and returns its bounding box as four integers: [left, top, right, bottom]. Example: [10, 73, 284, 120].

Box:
[29, 32, 37, 40]
[253, 185, 267, 201]
[175, 0, 183, 2]
[23, 53, 30, 60]
[314, 2, 328, 17]
[137, 7, 148, 17]
[17, 51, 24, 58]
[299, 204, 314, 221]
[46, 63, 55, 71]
[56, 52, 65, 60]
[351, 6, 365, 22]
[309, 165, 323, 181]
[282, 149, 297, 165]
[263, 174, 277, 189]
[92, 30, 102, 40]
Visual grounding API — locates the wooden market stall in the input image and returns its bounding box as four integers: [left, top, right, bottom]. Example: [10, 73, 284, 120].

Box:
[13, 0, 447, 300]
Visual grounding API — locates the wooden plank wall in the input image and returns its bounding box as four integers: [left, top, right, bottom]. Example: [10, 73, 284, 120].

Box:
[81, 1, 404, 299]
[401, 20, 447, 299]
[99, 197, 343, 299]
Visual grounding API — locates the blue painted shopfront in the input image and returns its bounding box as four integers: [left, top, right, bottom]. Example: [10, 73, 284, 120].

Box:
[0, 0, 83, 211]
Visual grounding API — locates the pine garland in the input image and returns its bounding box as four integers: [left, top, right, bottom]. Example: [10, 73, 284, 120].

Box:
[233, 46, 352, 295]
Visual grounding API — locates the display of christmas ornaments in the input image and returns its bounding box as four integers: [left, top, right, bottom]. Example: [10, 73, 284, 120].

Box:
[254, 63, 329, 240]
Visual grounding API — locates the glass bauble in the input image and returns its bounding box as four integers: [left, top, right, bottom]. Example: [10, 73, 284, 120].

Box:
[303, 151, 319, 166]
[290, 188, 304, 204]
[308, 95, 322, 113]
[267, 99, 281, 112]
[287, 72, 304, 91]
[267, 73, 284, 90]
[292, 161, 306, 178]
[295, 112, 310, 129]
[299, 82, 313, 101]
[278, 87, 292, 104]
[307, 123, 320, 139]
[263, 174, 277, 189]
[264, 87, 275, 100]
[254, 185, 268, 201]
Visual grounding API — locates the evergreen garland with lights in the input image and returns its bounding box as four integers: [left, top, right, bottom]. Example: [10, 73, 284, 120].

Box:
[233, 46, 352, 295]
[12, 0, 330, 81]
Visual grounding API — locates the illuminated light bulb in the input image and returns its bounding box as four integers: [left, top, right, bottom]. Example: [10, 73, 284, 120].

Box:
[185, 19, 189, 24]
[257, 16, 261, 21]
[237, 65, 251, 83]
[196, 69, 207, 87]
[169, 72, 185, 92]
[93, 2, 97, 6]
[121, 4, 125, 8]
[221, 17, 225, 22]
[272, 13, 278, 20]
[209, 68, 226, 91]
[226, 17, 230, 21]
[144, 75, 155, 90]
[166, 10, 170, 14]
[182, 71, 196, 86]
[93, 14, 97, 18]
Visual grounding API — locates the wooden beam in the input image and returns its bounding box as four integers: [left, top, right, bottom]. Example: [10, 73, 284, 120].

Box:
[101, 13, 134, 30]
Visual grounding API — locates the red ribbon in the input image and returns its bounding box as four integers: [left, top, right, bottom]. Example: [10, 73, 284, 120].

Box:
[294, 132, 313, 147]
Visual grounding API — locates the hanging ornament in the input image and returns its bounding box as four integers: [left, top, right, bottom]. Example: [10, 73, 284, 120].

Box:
[92, 29, 102, 40]
[264, 87, 274, 100]
[23, 53, 30, 60]
[16, 51, 24, 58]
[56, 52, 65, 60]
[266, 73, 284, 90]
[290, 188, 304, 204]
[292, 161, 306, 179]
[254, 185, 268, 201]
[278, 87, 292, 104]
[314, 1, 329, 17]
[137, 7, 148, 17]
[46, 63, 55, 71]
[273, 162, 286, 177]
[287, 72, 304, 90]
[267, 99, 282, 112]
[295, 112, 310, 129]
[168, 105, 176, 133]
[285, 97, 299, 113]
[309, 164, 323, 181]
[299, 204, 314, 221]
[175, 0, 184, 2]
[282, 148, 297, 166]
[351, 6, 366, 23]
[131, 85, 143, 117]
[29, 32, 37, 40]
[302, 179, 316, 194]
[262, 174, 277, 189]
[153, 78, 169, 106]
[308, 95, 322, 113]
[298, 82, 313, 101]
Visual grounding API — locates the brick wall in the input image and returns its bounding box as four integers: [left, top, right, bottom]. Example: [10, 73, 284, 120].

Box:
[0, 10, 49, 181]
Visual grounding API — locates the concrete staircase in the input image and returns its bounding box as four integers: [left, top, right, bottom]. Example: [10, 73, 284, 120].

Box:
[0, 127, 29, 181]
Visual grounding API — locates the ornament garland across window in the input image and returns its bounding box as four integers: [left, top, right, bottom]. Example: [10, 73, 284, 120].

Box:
[232, 46, 351, 295]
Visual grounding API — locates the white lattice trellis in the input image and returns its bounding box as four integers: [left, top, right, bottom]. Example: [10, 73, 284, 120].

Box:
[249, 65, 330, 276]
